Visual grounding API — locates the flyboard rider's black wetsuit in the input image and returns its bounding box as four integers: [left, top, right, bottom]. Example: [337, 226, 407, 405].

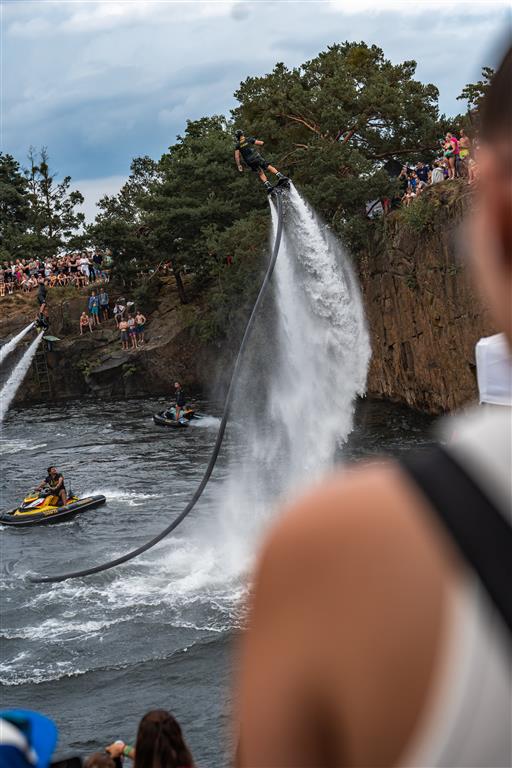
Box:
[235, 136, 270, 172]
[234, 130, 289, 193]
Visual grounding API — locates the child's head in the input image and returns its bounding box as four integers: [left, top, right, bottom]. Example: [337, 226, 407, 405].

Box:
[84, 753, 115, 768]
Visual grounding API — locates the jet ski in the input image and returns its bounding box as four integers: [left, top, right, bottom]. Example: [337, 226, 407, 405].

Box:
[0, 487, 106, 527]
[153, 407, 198, 428]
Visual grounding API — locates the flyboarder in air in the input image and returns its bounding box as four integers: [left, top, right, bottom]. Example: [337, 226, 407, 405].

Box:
[234, 129, 289, 193]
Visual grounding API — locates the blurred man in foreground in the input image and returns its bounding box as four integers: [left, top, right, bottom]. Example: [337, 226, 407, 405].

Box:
[236, 45, 511, 768]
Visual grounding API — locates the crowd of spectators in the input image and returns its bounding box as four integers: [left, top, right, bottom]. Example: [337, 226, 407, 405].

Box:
[368, 129, 481, 217]
[79, 293, 147, 351]
[0, 250, 109, 297]
[397, 129, 480, 208]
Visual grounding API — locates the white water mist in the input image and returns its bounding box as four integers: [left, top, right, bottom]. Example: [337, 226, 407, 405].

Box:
[0, 332, 43, 423]
[0, 323, 35, 367]
[215, 185, 371, 572]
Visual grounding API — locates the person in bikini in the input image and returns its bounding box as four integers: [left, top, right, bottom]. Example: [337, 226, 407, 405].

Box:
[443, 132, 459, 179]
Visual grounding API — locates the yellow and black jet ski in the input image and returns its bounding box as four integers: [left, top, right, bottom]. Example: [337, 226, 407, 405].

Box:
[153, 407, 198, 428]
[0, 487, 106, 527]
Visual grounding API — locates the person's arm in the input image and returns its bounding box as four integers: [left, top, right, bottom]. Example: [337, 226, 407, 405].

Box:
[235, 149, 243, 171]
[254, 139, 264, 146]
[106, 742, 135, 760]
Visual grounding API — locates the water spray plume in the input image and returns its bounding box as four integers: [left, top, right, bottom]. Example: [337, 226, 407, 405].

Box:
[219, 185, 370, 555]
[0, 323, 35, 367]
[0, 332, 44, 423]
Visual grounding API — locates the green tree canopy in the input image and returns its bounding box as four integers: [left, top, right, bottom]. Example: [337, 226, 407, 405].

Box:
[457, 66, 495, 112]
[87, 155, 159, 285]
[0, 153, 31, 261]
[25, 147, 85, 258]
[0, 148, 84, 262]
[232, 41, 443, 244]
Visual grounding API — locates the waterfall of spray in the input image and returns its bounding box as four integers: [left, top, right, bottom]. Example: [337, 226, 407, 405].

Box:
[0, 323, 35, 367]
[0, 333, 44, 423]
[215, 185, 371, 572]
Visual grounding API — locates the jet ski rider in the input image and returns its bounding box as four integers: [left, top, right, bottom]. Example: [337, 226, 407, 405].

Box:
[174, 381, 186, 421]
[234, 130, 288, 193]
[164, 381, 187, 421]
[37, 466, 67, 506]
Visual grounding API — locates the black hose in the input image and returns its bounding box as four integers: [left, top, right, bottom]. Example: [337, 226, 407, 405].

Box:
[30, 190, 285, 584]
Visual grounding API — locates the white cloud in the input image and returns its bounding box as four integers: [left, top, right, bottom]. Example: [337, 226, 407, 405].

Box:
[328, 0, 508, 11]
[72, 175, 127, 222]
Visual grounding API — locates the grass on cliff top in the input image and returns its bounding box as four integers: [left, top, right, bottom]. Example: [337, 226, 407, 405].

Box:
[395, 180, 473, 235]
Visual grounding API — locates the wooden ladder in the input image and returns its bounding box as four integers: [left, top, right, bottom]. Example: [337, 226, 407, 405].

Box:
[34, 347, 52, 398]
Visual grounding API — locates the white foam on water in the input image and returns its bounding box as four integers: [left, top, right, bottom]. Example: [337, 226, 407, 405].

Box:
[0, 440, 47, 455]
[0, 332, 44, 423]
[82, 488, 164, 503]
[191, 416, 221, 429]
[0, 323, 35, 367]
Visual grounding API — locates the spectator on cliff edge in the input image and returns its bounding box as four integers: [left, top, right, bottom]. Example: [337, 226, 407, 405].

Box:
[135, 310, 146, 345]
[235, 44, 512, 768]
[88, 291, 100, 326]
[113, 300, 125, 327]
[99, 288, 110, 321]
[443, 132, 459, 179]
[119, 318, 129, 351]
[430, 160, 445, 184]
[80, 311, 92, 335]
[415, 161, 430, 183]
[127, 314, 137, 350]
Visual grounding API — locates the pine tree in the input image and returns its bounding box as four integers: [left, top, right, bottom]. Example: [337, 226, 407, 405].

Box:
[0, 153, 31, 261]
[25, 147, 85, 258]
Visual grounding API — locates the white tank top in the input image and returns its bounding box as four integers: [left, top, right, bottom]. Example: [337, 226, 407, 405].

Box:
[402, 407, 512, 768]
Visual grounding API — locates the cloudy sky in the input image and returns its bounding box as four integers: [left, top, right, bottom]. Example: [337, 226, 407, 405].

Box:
[2, 0, 510, 220]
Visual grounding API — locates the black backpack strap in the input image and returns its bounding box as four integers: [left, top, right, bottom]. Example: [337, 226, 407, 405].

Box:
[401, 444, 512, 639]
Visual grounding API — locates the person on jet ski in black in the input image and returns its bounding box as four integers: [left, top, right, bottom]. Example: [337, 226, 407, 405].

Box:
[165, 381, 186, 421]
[37, 466, 67, 506]
[234, 130, 288, 193]
[174, 381, 187, 420]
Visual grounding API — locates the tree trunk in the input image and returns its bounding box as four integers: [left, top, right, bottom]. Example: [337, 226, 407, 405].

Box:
[173, 267, 188, 304]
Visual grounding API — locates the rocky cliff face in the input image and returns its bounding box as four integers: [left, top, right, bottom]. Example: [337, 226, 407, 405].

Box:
[359, 184, 493, 413]
[0, 281, 224, 407]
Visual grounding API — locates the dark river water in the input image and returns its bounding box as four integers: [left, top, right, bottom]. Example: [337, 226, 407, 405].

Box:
[0, 397, 436, 766]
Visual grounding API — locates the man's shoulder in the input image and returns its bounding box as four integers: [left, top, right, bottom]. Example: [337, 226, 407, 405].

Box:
[257, 460, 453, 590]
